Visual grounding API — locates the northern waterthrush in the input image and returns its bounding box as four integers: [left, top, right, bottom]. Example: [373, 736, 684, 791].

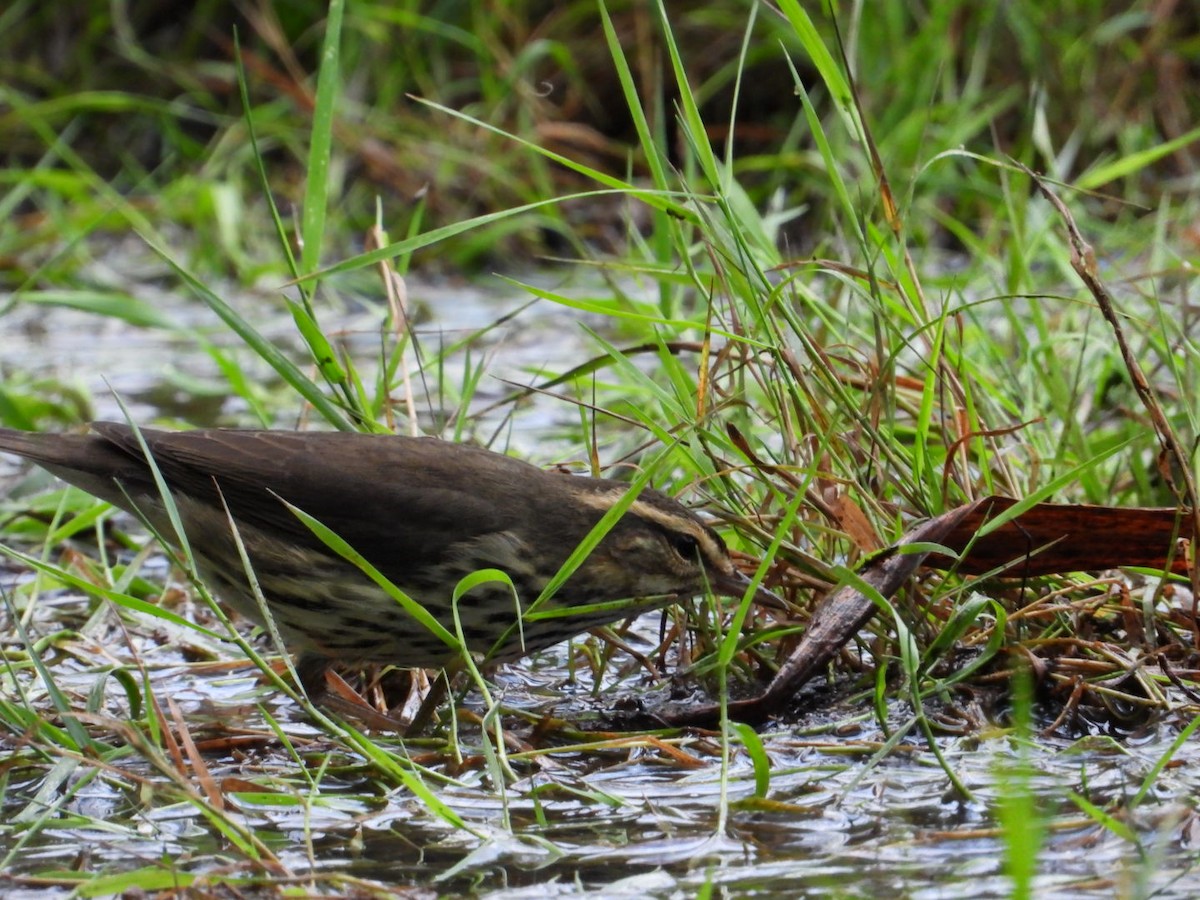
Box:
[0, 423, 775, 693]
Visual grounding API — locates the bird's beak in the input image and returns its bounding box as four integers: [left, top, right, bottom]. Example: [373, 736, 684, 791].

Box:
[712, 568, 786, 610]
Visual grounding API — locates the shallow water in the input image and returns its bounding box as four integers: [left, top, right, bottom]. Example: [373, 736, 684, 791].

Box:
[2, 251, 606, 447]
[3, 623, 1198, 898]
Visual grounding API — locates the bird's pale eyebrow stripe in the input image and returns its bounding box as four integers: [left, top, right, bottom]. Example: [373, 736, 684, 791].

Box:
[575, 490, 726, 562]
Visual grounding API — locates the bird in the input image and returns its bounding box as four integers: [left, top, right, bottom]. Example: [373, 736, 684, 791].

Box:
[0, 422, 777, 697]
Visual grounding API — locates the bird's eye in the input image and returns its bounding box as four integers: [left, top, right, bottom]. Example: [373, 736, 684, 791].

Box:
[668, 532, 700, 560]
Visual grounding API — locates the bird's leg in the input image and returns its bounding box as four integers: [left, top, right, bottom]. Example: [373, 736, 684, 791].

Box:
[403, 664, 459, 736]
[293, 651, 417, 731]
[295, 651, 333, 698]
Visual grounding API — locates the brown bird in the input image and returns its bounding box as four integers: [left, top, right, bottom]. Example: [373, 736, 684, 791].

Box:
[0, 423, 775, 695]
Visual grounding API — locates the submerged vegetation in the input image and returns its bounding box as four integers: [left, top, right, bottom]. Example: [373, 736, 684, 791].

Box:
[1, 1, 1198, 896]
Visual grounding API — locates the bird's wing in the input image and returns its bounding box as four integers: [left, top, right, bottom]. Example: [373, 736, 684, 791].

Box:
[90, 423, 524, 565]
